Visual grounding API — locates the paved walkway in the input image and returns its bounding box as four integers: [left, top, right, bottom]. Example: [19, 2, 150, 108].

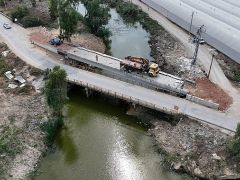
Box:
[0, 15, 238, 132]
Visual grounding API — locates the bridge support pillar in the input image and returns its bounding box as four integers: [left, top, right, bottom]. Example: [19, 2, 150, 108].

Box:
[85, 87, 92, 97]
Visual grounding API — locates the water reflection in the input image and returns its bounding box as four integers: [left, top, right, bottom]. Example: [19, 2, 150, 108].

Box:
[77, 3, 153, 60]
[55, 128, 78, 164]
[35, 91, 187, 180]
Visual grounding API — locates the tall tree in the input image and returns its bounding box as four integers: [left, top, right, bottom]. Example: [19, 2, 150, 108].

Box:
[49, 0, 58, 20]
[58, 0, 79, 41]
[31, 0, 36, 7]
[84, 0, 110, 35]
[48, 0, 79, 41]
[44, 66, 67, 116]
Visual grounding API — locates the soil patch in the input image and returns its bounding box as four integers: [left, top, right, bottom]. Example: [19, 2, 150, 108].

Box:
[29, 27, 106, 53]
[187, 78, 233, 111]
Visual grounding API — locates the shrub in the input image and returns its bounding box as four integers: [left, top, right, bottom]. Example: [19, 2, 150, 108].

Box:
[40, 116, 63, 145]
[0, 127, 21, 156]
[21, 16, 43, 27]
[11, 6, 29, 21]
[234, 70, 240, 82]
[30, 67, 44, 76]
[228, 123, 240, 160]
[0, 58, 11, 75]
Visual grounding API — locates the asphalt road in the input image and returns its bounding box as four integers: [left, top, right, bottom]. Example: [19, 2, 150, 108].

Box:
[0, 15, 238, 132]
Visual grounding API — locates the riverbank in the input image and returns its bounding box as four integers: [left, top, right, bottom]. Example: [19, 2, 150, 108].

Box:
[128, 106, 240, 179]
[0, 42, 51, 179]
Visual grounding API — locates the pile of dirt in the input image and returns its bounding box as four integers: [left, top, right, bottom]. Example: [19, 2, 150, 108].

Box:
[30, 27, 106, 53]
[149, 118, 240, 179]
[187, 77, 233, 111]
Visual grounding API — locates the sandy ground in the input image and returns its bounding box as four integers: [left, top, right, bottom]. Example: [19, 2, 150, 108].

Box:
[29, 27, 106, 53]
[0, 41, 50, 179]
[0, 91, 49, 179]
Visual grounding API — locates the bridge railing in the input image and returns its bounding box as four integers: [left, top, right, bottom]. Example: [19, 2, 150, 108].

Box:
[68, 78, 180, 116]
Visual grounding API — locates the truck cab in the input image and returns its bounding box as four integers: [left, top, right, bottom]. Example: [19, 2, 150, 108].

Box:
[148, 63, 160, 77]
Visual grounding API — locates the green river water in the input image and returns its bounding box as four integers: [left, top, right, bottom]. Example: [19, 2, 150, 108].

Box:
[35, 88, 189, 180]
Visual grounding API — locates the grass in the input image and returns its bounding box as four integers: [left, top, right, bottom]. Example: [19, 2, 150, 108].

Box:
[0, 126, 22, 156]
[40, 116, 63, 146]
[234, 70, 240, 82]
[0, 58, 11, 76]
[30, 67, 44, 76]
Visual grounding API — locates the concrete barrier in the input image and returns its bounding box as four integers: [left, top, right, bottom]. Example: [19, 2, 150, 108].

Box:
[186, 94, 219, 110]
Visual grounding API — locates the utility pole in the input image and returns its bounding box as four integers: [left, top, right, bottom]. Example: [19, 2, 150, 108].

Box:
[207, 50, 218, 78]
[189, 11, 194, 39]
[192, 25, 205, 65]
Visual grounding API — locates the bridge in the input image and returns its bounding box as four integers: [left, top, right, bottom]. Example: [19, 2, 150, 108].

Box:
[0, 14, 238, 132]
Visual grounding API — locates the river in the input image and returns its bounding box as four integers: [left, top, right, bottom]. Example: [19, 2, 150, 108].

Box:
[77, 3, 153, 60]
[35, 3, 191, 180]
[35, 88, 189, 180]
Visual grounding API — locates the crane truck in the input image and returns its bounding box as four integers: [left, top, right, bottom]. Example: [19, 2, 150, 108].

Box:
[120, 56, 160, 77]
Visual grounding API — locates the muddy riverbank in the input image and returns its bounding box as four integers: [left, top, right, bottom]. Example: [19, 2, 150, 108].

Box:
[128, 106, 240, 179]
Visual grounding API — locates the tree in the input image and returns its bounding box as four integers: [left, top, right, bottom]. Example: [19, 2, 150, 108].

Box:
[30, 0, 36, 7]
[228, 123, 240, 159]
[44, 66, 67, 116]
[48, 0, 58, 20]
[58, 1, 79, 41]
[84, 0, 110, 35]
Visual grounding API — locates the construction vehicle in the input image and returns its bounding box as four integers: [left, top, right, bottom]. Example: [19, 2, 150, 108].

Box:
[120, 56, 160, 77]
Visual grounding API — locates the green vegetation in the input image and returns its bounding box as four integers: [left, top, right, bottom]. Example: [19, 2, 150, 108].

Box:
[0, 126, 21, 156]
[11, 6, 29, 20]
[30, 0, 36, 8]
[0, 126, 22, 177]
[58, 1, 80, 41]
[228, 123, 240, 160]
[0, 57, 11, 75]
[48, 0, 80, 41]
[102, 0, 162, 34]
[10, 6, 44, 27]
[29, 67, 44, 76]
[40, 116, 63, 145]
[48, 0, 58, 20]
[234, 70, 240, 82]
[44, 66, 67, 116]
[43, 66, 67, 145]
[0, 0, 6, 7]
[80, 0, 112, 54]
[22, 16, 43, 28]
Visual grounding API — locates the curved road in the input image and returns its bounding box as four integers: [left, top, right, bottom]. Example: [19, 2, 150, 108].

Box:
[131, 0, 240, 121]
[0, 15, 238, 132]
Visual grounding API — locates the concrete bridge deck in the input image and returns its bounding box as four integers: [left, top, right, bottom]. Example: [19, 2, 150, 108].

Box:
[0, 15, 238, 132]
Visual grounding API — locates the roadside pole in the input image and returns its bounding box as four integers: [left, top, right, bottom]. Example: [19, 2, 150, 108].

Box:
[207, 50, 218, 79]
[207, 54, 214, 78]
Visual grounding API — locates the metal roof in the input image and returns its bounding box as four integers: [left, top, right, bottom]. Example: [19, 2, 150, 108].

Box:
[142, 0, 240, 64]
